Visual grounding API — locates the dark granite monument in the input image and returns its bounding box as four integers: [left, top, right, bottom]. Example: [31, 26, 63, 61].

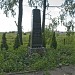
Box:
[30, 8, 42, 48]
[29, 8, 44, 54]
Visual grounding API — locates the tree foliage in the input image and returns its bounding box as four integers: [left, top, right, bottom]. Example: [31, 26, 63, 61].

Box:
[64, 0, 75, 17]
[49, 18, 58, 31]
[28, 0, 49, 7]
[58, 0, 75, 34]
[0, 0, 18, 17]
[0, 0, 23, 45]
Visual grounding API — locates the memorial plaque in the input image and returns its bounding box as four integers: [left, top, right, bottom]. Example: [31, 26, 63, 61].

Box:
[30, 9, 42, 48]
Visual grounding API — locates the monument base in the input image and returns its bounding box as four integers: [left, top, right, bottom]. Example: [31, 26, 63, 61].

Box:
[28, 47, 45, 55]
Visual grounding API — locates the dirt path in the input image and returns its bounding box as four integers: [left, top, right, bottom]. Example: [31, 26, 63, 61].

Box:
[5, 65, 75, 75]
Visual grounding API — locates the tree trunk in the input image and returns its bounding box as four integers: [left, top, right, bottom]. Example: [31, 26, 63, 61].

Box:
[42, 0, 46, 33]
[18, 0, 23, 45]
[42, 0, 46, 47]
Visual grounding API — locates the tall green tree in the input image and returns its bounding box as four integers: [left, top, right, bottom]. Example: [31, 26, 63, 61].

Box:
[42, 0, 46, 47]
[0, 0, 23, 45]
[18, 0, 23, 45]
[42, 0, 46, 33]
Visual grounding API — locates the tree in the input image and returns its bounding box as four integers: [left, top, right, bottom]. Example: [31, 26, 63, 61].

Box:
[42, 0, 46, 47]
[49, 17, 58, 31]
[59, 0, 75, 35]
[18, 0, 23, 45]
[0, 0, 18, 17]
[64, 0, 75, 17]
[1, 33, 8, 50]
[64, 20, 74, 36]
[0, 0, 23, 45]
[42, 0, 46, 33]
[50, 32, 57, 49]
[13, 34, 20, 49]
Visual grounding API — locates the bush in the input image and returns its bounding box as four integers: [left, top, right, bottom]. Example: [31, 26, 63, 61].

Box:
[0, 45, 28, 72]
[1, 33, 8, 50]
[30, 53, 48, 70]
[0, 32, 75, 73]
[50, 32, 57, 49]
[13, 34, 20, 49]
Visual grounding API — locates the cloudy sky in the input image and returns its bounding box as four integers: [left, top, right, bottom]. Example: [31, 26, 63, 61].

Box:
[0, 0, 65, 32]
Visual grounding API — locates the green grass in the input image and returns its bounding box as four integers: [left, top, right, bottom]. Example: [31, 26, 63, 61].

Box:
[0, 31, 75, 73]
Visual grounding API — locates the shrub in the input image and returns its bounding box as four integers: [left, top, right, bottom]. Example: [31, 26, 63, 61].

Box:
[30, 54, 48, 70]
[1, 33, 8, 50]
[13, 34, 20, 49]
[50, 32, 57, 49]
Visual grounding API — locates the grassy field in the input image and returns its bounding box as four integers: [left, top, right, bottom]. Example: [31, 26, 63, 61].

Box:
[0, 31, 75, 73]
